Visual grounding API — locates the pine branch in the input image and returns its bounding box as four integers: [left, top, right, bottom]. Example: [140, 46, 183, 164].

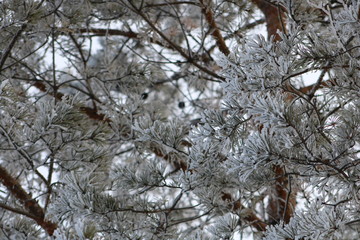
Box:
[285, 78, 337, 101]
[0, 24, 26, 71]
[31, 79, 191, 173]
[0, 202, 37, 219]
[0, 165, 57, 235]
[221, 192, 267, 231]
[251, 0, 296, 225]
[199, 0, 230, 56]
[207, 18, 266, 54]
[30, 65, 268, 234]
[125, 1, 225, 81]
[58, 27, 213, 64]
[32, 80, 108, 122]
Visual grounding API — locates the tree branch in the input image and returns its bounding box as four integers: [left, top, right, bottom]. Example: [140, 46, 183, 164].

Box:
[251, 0, 295, 225]
[0, 202, 37, 219]
[251, 0, 286, 41]
[199, 0, 230, 56]
[0, 24, 26, 71]
[32, 80, 109, 122]
[58, 27, 213, 64]
[124, 1, 225, 80]
[221, 192, 267, 231]
[0, 165, 57, 235]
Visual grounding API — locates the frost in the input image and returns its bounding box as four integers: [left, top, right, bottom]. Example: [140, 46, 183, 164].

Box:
[1, 0, 360, 239]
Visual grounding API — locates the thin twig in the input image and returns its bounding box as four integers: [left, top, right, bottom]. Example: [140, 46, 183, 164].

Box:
[0, 24, 26, 71]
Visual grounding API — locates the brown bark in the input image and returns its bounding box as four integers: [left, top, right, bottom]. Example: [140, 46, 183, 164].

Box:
[221, 192, 268, 231]
[251, 0, 296, 225]
[251, 0, 286, 41]
[267, 165, 296, 224]
[199, 0, 230, 56]
[0, 166, 57, 235]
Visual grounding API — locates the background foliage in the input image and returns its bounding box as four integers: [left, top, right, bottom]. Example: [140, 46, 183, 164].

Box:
[1, 0, 360, 239]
